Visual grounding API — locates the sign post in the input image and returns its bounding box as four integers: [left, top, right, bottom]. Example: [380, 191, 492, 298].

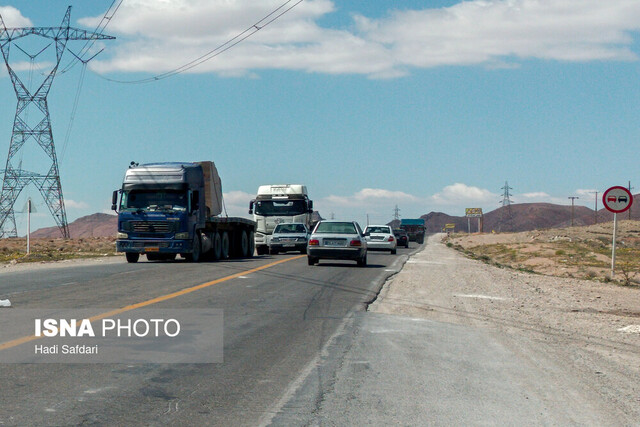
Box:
[602, 186, 633, 278]
[465, 208, 483, 234]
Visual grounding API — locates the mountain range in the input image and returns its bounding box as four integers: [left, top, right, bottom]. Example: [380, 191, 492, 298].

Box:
[28, 196, 640, 238]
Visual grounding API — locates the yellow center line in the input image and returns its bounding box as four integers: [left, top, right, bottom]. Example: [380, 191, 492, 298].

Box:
[0, 255, 305, 352]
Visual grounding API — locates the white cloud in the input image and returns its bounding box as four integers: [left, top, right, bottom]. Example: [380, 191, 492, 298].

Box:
[77, 0, 640, 78]
[221, 190, 253, 218]
[431, 183, 497, 206]
[65, 199, 89, 209]
[0, 6, 32, 27]
[325, 188, 419, 207]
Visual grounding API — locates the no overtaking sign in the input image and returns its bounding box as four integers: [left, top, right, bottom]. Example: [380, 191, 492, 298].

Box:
[602, 186, 633, 213]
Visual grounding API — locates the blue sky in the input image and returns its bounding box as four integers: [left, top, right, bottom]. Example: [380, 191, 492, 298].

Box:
[1, 0, 639, 234]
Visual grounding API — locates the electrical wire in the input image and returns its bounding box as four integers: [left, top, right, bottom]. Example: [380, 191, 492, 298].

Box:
[60, 61, 87, 163]
[60, 0, 124, 74]
[99, 0, 304, 84]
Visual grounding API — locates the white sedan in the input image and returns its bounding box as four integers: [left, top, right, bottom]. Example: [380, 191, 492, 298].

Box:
[364, 225, 397, 254]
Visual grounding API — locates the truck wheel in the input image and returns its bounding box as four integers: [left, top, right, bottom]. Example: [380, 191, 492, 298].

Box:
[126, 252, 139, 263]
[221, 232, 230, 259]
[240, 230, 250, 257]
[212, 232, 222, 260]
[185, 233, 202, 262]
[247, 231, 255, 257]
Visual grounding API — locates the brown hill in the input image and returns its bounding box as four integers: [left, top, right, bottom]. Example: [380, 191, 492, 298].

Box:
[420, 194, 640, 233]
[31, 213, 117, 239]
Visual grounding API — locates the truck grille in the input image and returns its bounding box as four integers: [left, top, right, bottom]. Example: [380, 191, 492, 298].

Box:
[130, 221, 174, 233]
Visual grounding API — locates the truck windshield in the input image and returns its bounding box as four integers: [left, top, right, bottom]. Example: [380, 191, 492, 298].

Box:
[121, 190, 188, 212]
[254, 200, 307, 216]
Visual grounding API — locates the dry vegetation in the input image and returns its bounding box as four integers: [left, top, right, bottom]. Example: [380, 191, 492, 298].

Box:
[0, 237, 117, 264]
[446, 220, 640, 286]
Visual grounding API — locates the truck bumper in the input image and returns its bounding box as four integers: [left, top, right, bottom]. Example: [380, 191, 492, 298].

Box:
[116, 239, 192, 254]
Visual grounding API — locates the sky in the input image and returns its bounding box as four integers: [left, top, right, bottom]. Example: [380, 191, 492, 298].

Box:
[0, 0, 639, 235]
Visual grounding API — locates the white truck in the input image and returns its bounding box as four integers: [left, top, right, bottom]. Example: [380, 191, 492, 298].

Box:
[249, 184, 314, 255]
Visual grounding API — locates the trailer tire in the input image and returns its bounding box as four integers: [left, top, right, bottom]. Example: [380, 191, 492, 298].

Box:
[248, 231, 255, 257]
[126, 252, 139, 263]
[240, 230, 250, 258]
[221, 232, 230, 259]
[212, 232, 222, 260]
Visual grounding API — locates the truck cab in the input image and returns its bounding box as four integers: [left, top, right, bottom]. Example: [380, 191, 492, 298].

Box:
[249, 184, 313, 255]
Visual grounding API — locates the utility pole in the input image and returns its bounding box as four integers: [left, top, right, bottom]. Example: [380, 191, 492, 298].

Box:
[568, 196, 579, 226]
[0, 7, 114, 238]
[590, 191, 598, 224]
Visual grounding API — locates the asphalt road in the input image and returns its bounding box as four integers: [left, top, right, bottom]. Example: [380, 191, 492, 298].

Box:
[0, 247, 411, 426]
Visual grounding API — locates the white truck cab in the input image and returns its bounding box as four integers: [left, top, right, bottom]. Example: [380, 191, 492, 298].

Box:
[249, 184, 313, 255]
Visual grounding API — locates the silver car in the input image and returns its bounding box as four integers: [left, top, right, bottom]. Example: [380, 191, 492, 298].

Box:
[269, 222, 309, 254]
[307, 220, 368, 267]
[364, 225, 397, 254]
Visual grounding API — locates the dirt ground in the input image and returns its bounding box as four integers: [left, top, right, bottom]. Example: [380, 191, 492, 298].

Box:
[0, 237, 117, 264]
[370, 233, 640, 423]
[447, 220, 640, 285]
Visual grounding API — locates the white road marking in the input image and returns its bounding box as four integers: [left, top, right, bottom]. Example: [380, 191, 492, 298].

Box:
[617, 325, 640, 334]
[454, 294, 507, 301]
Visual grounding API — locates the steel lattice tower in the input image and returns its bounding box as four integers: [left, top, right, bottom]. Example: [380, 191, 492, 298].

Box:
[499, 180, 515, 232]
[0, 7, 114, 238]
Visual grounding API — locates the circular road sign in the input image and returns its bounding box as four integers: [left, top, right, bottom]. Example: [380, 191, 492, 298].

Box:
[603, 186, 633, 213]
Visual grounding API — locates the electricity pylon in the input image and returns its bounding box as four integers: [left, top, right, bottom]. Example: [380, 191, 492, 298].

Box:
[0, 7, 114, 238]
[498, 181, 515, 232]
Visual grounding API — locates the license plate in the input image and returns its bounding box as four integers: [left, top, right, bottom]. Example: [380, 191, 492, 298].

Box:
[283, 244, 295, 247]
[324, 239, 345, 247]
[371, 236, 384, 240]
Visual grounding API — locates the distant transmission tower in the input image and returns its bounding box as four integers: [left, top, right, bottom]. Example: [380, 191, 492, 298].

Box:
[0, 7, 114, 238]
[499, 181, 515, 232]
[393, 205, 401, 221]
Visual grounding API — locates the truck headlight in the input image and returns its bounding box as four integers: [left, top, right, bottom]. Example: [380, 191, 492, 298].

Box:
[175, 232, 190, 239]
[117, 232, 128, 239]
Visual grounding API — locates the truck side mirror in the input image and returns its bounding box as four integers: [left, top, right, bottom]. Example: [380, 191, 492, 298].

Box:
[111, 190, 118, 211]
[308, 200, 313, 213]
[248, 200, 254, 215]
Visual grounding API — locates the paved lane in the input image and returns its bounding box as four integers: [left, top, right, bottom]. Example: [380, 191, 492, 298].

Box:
[0, 248, 412, 426]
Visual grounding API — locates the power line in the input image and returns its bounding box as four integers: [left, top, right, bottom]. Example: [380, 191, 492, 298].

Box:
[98, 0, 304, 84]
[60, 0, 124, 75]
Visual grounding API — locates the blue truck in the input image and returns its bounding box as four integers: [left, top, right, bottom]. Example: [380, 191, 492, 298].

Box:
[112, 161, 256, 263]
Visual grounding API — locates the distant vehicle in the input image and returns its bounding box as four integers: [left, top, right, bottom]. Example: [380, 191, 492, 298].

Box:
[249, 184, 314, 255]
[113, 161, 256, 263]
[269, 223, 309, 255]
[394, 229, 409, 248]
[400, 218, 426, 244]
[307, 220, 367, 267]
[364, 225, 397, 254]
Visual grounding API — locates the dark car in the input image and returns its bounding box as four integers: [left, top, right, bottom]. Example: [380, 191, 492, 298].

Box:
[394, 229, 409, 248]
